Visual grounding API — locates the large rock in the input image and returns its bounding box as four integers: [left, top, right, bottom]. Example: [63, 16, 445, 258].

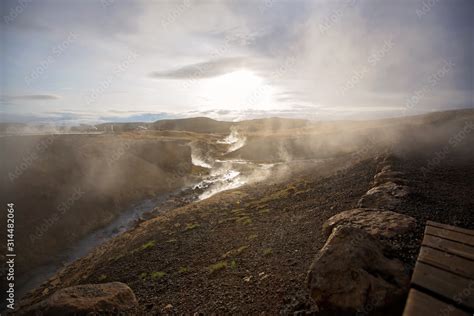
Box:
[372, 170, 407, 186]
[307, 226, 410, 314]
[323, 208, 416, 240]
[358, 182, 409, 210]
[19, 282, 137, 315]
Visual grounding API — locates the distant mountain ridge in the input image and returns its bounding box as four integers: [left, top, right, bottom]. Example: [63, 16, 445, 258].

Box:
[96, 117, 312, 134]
[2, 108, 473, 135]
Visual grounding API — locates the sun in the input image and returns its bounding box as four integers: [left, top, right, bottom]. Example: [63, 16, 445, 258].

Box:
[199, 69, 276, 110]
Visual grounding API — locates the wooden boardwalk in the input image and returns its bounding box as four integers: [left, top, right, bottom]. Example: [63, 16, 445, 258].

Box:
[403, 221, 474, 315]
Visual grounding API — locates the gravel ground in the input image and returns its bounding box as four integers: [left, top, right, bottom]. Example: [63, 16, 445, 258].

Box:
[18, 150, 474, 315]
[383, 154, 474, 272]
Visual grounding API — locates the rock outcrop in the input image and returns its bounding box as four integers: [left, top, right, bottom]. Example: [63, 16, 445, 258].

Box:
[358, 181, 410, 210]
[306, 154, 415, 314]
[359, 160, 410, 210]
[19, 282, 137, 315]
[372, 170, 407, 186]
[307, 226, 410, 314]
[323, 208, 416, 240]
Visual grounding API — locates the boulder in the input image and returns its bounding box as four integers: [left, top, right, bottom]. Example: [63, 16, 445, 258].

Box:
[307, 226, 410, 314]
[379, 165, 393, 173]
[19, 282, 137, 315]
[375, 162, 391, 173]
[323, 208, 416, 240]
[358, 182, 409, 210]
[372, 170, 406, 185]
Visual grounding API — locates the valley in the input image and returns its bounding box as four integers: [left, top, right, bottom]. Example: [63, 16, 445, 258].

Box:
[2, 110, 474, 314]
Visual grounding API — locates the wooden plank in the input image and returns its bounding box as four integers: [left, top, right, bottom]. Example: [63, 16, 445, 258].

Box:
[418, 246, 474, 279]
[427, 221, 474, 237]
[426, 225, 474, 247]
[422, 234, 474, 261]
[403, 289, 469, 316]
[411, 262, 474, 310]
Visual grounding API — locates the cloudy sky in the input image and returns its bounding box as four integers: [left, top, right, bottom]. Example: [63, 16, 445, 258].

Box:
[1, 0, 472, 123]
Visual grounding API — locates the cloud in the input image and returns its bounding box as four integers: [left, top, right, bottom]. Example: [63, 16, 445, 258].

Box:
[2, 0, 472, 123]
[2, 94, 61, 101]
[0, 109, 176, 124]
[149, 57, 249, 80]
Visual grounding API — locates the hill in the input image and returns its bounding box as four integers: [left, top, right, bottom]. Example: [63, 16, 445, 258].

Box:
[14, 109, 474, 314]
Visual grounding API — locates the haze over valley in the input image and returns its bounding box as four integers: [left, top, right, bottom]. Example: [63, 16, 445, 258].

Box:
[1, 0, 473, 314]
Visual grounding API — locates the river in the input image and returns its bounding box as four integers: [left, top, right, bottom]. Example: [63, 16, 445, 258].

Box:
[18, 129, 275, 299]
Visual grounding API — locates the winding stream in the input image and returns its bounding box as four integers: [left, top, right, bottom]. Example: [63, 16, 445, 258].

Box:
[18, 129, 274, 299]
[191, 129, 274, 200]
[17, 197, 168, 299]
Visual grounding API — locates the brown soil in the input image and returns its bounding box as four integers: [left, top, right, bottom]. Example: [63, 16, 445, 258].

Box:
[13, 109, 474, 314]
[18, 148, 474, 315]
[18, 155, 379, 314]
[0, 133, 200, 277]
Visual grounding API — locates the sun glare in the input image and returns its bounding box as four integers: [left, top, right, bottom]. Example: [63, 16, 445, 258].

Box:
[199, 69, 276, 110]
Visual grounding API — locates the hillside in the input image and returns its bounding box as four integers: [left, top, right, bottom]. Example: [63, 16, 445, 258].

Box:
[0, 133, 200, 293]
[13, 109, 474, 314]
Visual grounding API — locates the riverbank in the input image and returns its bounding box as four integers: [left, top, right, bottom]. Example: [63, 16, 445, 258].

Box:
[18, 147, 474, 314]
[13, 110, 474, 314]
[17, 154, 378, 313]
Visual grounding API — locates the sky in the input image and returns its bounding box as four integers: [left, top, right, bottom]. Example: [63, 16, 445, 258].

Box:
[1, 0, 473, 124]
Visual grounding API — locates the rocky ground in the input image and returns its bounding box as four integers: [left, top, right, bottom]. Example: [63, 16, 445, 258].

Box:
[14, 110, 474, 315]
[17, 148, 474, 315]
[18, 154, 378, 314]
[380, 153, 474, 270]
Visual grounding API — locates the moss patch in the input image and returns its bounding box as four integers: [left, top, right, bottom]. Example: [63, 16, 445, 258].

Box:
[185, 223, 200, 231]
[208, 261, 227, 273]
[150, 271, 166, 280]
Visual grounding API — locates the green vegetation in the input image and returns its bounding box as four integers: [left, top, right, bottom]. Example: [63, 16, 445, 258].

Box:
[236, 245, 248, 254]
[140, 240, 156, 251]
[248, 234, 258, 240]
[112, 254, 124, 261]
[178, 266, 189, 273]
[98, 274, 107, 281]
[230, 260, 237, 269]
[236, 216, 252, 225]
[222, 245, 249, 258]
[259, 208, 270, 214]
[208, 261, 227, 273]
[139, 272, 148, 280]
[252, 188, 291, 205]
[150, 271, 166, 279]
[263, 248, 273, 256]
[185, 223, 200, 231]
